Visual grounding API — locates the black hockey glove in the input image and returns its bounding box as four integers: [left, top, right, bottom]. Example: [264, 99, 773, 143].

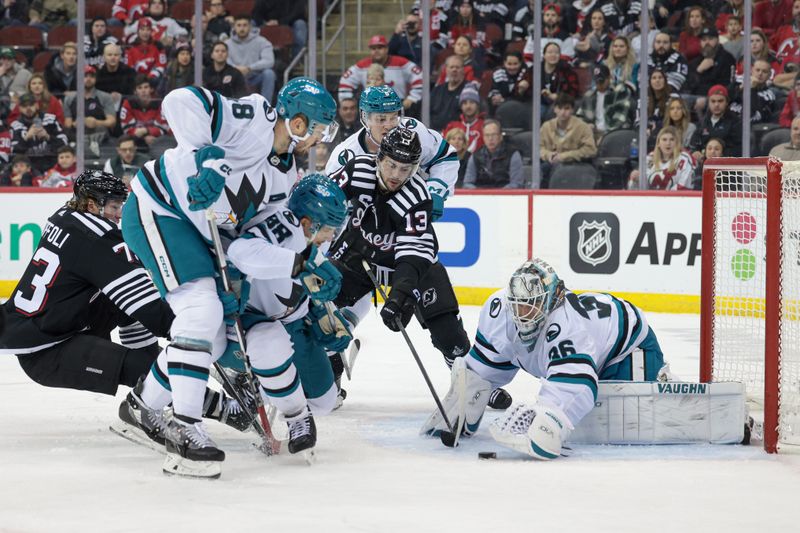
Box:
[380, 279, 418, 332]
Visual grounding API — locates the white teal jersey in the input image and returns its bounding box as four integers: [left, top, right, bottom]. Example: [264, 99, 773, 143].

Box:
[227, 209, 309, 324]
[131, 87, 285, 241]
[467, 289, 650, 427]
[325, 117, 458, 200]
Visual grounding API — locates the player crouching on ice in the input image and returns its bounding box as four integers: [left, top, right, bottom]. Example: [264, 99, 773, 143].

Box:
[422, 258, 748, 459]
[217, 174, 351, 457]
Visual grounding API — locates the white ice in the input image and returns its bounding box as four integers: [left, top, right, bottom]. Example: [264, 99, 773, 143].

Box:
[1, 308, 798, 533]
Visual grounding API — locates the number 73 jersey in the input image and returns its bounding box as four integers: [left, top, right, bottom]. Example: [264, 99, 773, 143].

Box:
[467, 288, 651, 427]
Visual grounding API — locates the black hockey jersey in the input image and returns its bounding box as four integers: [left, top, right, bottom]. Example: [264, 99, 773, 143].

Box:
[0, 208, 173, 354]
[330, 155, 438, 278]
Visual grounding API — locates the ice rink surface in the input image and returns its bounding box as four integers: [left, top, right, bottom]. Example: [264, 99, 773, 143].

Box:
[1, 307, 798, 533]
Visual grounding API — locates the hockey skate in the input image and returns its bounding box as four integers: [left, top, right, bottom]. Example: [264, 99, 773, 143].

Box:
[162, 418, 225, 479]
[110, 381, 170, 453]
[286, 408, 316, 464]
[488, 387, 512, 410]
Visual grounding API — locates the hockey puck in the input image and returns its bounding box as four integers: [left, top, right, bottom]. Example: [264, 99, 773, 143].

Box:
[478, 452, 497, 460]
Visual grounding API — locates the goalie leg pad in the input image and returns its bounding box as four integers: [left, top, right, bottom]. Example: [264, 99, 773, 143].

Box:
[419, 357, 492, 437]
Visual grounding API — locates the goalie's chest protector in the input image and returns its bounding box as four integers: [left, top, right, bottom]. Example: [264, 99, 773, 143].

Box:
[244, 210, 310, 323]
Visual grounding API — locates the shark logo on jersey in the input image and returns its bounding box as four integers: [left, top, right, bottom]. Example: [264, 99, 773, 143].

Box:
[546, 323, 561, 342]
[224, 173, 267, 229]
[577, 220, 613, 266]
[489, 297, 501, 318]
[274, 282, 306, 312]
[421, 288, 437, 308]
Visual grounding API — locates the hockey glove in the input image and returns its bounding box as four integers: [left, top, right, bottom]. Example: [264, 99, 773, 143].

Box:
[216, 277, 248, 325]
[430, 192, 445, 221]
[187, 146, 231, 211]
[306, 301, 353, 353]
[489, 403, 573, 460]
[380, 279, 418, 332]
[420, 357, 492, 438]
[296, 245, 342, 302]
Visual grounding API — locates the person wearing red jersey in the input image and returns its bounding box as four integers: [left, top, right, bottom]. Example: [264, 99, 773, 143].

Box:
[119, 75, 168, 148]
[112, 0, 149, 25]
[125, 18, 167, 79]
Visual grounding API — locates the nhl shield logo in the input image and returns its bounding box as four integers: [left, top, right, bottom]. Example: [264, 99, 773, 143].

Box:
[577, 220, 613, 266]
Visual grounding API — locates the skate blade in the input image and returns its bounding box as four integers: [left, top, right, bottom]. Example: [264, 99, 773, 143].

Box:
[302, 449, 316, 465]
[109, 424, 166, 455]
[252, 437, 287, 456]
[162, 452, 222, 479]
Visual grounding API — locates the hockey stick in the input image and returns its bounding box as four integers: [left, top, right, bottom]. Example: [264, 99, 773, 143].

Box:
[360, 260, 454, 435]
[205, 209, 283, 455]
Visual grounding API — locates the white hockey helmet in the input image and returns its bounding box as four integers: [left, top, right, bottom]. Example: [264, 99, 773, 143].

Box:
[506, 258, 565, 343]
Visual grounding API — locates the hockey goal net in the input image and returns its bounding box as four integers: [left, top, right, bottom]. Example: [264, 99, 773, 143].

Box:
[700, 157, 800, 452]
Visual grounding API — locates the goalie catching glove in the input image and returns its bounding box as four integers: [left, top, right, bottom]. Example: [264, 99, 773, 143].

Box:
[187, 146, 232, 211]
[306, 301, 353, 353]
[489, 403, 573, 460]
[420, 357, 492, 439]
[294, 244, 342, 302]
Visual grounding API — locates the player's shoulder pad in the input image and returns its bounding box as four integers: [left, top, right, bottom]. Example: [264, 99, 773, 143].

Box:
[63, 209, 119, 239]
[388, 175, 432, 216]
[482, 289, 507, 322]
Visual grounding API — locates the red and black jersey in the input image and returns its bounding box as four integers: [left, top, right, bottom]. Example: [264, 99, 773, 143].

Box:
[125, 40, 167, 78]
[119, 97, 168, 137]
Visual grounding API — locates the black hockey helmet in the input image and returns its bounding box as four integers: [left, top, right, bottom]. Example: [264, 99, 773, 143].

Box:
[73, 170, 128, 208]
[378, 127, 422, 166]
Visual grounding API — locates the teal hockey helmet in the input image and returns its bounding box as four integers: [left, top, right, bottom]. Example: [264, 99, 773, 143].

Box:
[277, 77, 339, 143]
[288, 173, 348, 235]
[507, 258, 565, 343]
[359, 85, 403, 115]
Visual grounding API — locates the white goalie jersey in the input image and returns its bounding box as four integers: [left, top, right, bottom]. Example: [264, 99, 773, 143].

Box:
[468, 289, 651, 428]
[131, 87, 286, 240]
[324, 117, 458, 200]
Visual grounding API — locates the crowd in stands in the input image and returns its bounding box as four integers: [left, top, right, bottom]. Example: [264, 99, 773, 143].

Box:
[3, 0, 800, 190]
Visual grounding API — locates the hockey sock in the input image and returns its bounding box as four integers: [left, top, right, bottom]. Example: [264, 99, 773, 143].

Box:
[165, 343, 212, 422]
[251, 357, 306, 416]
[140, 349, 173, 410]
[202, 389, 224, 420]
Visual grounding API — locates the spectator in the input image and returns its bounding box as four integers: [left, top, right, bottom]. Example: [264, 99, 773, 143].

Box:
[489, 51, 531, 109]
[125, 0, 188, 47]
[160, 41, 193, 95]
[430, 56, 468, 131]
[689, 84, 742, 157]
[539, 93, 597, 188]
[445, 126, 470, 187]
[63, 66, 116, 153]
[729, 59, 777, 124]
[85, 17, 119, 68]
[227, 15, 277, 102]
[28, 0, 76, 30]
[0, 0, 29, 28]
[770, 116, 800, 160]
[662, 96, 697, 148]
[36, 145, 76, 187]
[252, 0, 308, 58]
[693, 137, 726, 189]
[0, 121, 10, 164]
[573, 8, 612, 68]
[679, 6, 709, 63]
[205, 0, 232, 40]
[569, 0, 601, 35]
[96, 43, 137, 102]
[576, 64, 636, 140]
[647, 69, 671, 137]
[0, 46, 32, 119]
[720, 16, 745, 60]
[44, 41, 77, 97]
[441, 0, 487, 49]
[741, 28, 782, 84]
[600, 0, 641, 34]
[203, 41, 247, 99]
[444, 84, 485, 153]
[7, 73, 64, 124]
[716, 0, 745, 31]
[104, 134, 148, 184]
[365, 64, 385, 87]
[464, 119, 524, 189]
[540, 42, 579, 117]
[779, 75, 800, 126]
[125, 18, 167, 79]
[605, 35, 639, 89]
[512, 0, 535, 41]
[648, 32, 688, 93]
[338, 34, 422, 112]
[0, 154, 37, 186]
[470, 0, 510, 26]
[332, 97, 359, 142]
[770, 0, 800, 64]
[686, 27, 736, 107]
[111, 0, 148, 26]
[435, 35, 484, 85]
[390, 12, 424, 65]
[523, 3, 573, 60]
[119, 75, 167, 148]
[754, 0, 794, 38]
[9, 92, 68, 172]
[629, 126, 695, 190]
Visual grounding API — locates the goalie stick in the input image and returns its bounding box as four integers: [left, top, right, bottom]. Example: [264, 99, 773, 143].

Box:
[206, 208, 284, 456]
[360, 260, 455, 437]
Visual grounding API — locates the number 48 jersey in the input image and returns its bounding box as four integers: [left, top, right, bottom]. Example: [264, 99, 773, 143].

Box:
[0, 208, 172, 354]
[467, 289, 651, 428]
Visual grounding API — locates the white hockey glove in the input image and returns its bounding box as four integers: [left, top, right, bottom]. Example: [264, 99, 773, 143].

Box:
[489, 403, 573, 460]
[420, 357, 492, 438]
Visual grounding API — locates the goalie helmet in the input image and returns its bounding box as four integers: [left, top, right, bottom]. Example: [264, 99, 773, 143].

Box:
[506, 258, 565, 343]
[276, 77, 339, 143]
[73, 170, 128, 208]
[287, 173, 348, 233]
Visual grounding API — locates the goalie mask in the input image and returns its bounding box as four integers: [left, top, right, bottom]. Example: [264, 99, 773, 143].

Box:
[359, 85, 402, 146]
[376, 127, 422, 192]
[507, 258, 565, 343]
[287, 173, 348, 244]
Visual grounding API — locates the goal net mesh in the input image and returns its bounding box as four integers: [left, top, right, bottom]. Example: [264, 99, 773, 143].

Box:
[710, 161, 800, 445]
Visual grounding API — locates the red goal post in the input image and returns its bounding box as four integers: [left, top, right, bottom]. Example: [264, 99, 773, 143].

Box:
[700, 157, 800, 453]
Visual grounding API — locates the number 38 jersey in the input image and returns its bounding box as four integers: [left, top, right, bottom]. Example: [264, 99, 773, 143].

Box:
[0, 208, 173, 355]
[466, 289, 651, 427]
